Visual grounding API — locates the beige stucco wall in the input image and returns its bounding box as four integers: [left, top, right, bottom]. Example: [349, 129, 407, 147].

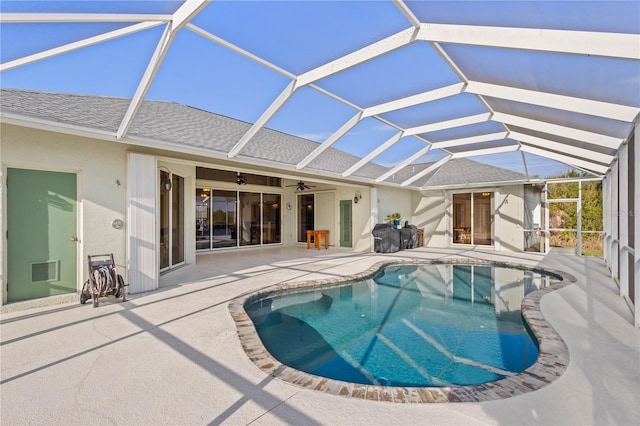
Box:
[410, 185, 524, 251]
[0, 123, 529, 307]
[335, 185, 372, 252]
[375, 186, 414, 225]
[1, 124, 128, 304]
[412, 190, 447, 247]
[497, 185, 524, 252]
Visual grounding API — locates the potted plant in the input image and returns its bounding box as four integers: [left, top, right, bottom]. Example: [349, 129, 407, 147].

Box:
[386, 212, 401, 227]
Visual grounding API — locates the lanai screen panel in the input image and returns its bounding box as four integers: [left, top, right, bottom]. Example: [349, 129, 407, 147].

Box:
[1, 1, 639, 189]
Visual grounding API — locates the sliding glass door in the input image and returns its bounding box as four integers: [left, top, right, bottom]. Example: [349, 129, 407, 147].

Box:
[160, 171, 184, 271]
[262, 193, 281, 244]
[196, 189, 281, 250]
[452, 192, 493, 246]
[297, 194, 315, 242]
[212, 190, 237, 248]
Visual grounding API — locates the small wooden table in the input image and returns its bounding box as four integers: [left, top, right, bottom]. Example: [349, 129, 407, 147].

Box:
[306, 230, 329, 249]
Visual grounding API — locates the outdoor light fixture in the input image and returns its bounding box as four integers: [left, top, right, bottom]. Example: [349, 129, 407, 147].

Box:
[236, 173, 247, 185]
[158, 166, 172, 191]
[354, 190, 362, 204]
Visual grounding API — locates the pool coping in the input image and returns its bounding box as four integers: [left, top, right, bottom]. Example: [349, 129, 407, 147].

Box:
[228, 258, 576, 403]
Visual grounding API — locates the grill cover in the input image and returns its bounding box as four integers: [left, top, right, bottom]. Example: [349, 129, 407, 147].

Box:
[401, 223, 418, 249]
[373, 223, 400, 253]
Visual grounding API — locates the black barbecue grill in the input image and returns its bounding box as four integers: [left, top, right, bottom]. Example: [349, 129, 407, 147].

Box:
[401, 222, 419, 249]
[372, 223, 401, 253]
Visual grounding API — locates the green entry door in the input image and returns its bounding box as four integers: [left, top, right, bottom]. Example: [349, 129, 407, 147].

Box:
[7, 168, 77, 302]
[339, 200, 352, 248]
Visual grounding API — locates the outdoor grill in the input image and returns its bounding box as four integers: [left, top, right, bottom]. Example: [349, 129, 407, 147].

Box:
[401, 223, 419, 249]
[372, 223, 401, 253]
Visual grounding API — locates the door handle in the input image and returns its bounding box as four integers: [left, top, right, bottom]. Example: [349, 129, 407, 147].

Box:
[69, 236, 78, 242]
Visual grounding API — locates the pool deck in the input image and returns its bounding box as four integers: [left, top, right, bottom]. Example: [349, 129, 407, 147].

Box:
[1, 247, 639, 425]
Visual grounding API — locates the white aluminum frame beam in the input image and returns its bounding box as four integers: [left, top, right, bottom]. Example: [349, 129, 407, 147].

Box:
[492, 112, 623, 150]
[297, 27, 417, 87]
[186, 23, 295, 79]
[228, 26, 419, 158]
[467, 81, 639, 122]
[417, 23, 640, 60]
[520, 145, 609, 174]
[342, 131, 404, 177]
[431, 131, 508, 149]
[510, 131, 614, 165]
[393, 0, 420, 28]
[117, 0, 209, 139]
[404, 154, 452, 187]
[0, 13, 172, 23]
[405, 112, 490, 136]
[363, 83, 465, 118]
[296, 112, 363, 169]
[451, 145, 520, 158]
[375, 145, 432, 183]
[227, 80, 298, 158]
[1, 22, 163, 72]
[521, 150, 530, 179]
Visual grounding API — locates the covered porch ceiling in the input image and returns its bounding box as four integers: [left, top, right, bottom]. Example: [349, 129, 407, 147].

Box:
[1, 1, 639, 190]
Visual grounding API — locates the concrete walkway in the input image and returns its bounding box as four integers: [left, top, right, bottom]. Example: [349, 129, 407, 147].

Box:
[1, 247, 638, 425]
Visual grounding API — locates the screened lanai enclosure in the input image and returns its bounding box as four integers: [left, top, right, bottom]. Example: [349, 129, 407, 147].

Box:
[0, 1, 638, 325]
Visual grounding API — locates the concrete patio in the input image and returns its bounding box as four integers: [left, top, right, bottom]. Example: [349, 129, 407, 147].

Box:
[1, 247, 638, 425]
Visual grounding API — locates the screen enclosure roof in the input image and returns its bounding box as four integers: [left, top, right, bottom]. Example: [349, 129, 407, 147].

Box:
[1, 1, 639, 190]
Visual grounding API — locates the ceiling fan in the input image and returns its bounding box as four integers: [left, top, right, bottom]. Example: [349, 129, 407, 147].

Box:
[286, 180, 316, 191]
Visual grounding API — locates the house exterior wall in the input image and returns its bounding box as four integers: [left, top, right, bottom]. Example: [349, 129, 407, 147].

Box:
[335, 186, 373, 252]
[315, 192, 335, 245]
[498, 185, 525, 252]
[411, 185, 524, 252]
[1, 124, 128, 304]
[0, 123, 530, 308]
[412, 190, 447, 247]
[376, 186, 414, 225]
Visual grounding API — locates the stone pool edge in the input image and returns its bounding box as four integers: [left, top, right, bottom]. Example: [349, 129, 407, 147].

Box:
[227, 258, 576, 403]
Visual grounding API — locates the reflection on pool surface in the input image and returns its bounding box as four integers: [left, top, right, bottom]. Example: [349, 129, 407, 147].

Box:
[245, 263, 559, 387]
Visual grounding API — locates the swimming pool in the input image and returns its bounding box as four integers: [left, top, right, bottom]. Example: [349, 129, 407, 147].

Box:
[245, 263, 556, 387]
[229, 259, 573, 402]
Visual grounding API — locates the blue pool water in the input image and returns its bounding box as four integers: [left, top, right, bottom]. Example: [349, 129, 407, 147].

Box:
[245, 263, 558, 387]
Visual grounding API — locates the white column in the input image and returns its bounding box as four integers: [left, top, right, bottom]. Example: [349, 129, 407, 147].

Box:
[370, 187, 378, 252]
[620, 144, 629, 297]
[603, 175, 610, 263]
[577, 181, 582, 256]
[611, 160, 619, 281]
[127, 152, 158, 294]
[544, 183, 550, 253]
[494, 188, 501, 251]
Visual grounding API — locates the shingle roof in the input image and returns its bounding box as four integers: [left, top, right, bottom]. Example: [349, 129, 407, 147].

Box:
[0, 88, 527, 189]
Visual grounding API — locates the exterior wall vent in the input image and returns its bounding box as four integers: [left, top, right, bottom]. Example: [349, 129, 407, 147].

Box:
[31, 260, 59, 283]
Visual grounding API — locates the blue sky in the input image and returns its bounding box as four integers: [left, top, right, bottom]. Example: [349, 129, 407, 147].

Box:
[2, 1, 639, 179]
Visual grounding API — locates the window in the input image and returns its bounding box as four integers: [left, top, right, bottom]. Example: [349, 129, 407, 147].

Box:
[452, 192, 494, 246]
